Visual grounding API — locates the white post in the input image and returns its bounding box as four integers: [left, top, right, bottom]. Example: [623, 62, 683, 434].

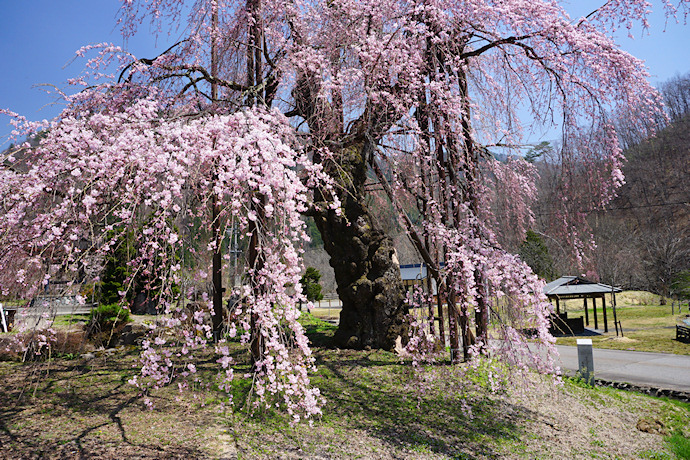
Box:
[0, 303, 7, 333]
[577, 338, 595, 386]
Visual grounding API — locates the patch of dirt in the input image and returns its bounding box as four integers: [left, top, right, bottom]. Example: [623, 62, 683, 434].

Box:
[636, 417, 668, 435]
[602, 336, 638, 343]
[504, 376, 669, 459]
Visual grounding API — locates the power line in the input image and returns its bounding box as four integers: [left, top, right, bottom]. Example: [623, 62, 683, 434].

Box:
[534, 200, 690, 217]
[595, 200, 690, 212]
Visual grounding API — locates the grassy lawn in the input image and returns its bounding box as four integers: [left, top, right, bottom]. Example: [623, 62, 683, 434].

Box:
[0, 313, 687, 458]
[554, 291, 690, 355]
[309, 306, 341, 322]
[311, 290, 690, 356]
[51, 314, 90, 327]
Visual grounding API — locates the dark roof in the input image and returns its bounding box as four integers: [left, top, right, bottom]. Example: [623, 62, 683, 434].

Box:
[543, 276, 622, 297]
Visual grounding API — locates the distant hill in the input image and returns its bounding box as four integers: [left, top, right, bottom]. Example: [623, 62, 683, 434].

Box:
[1, 131, 47, 172]
[588, 112, 690, 295]
[611, 114, 690, 230]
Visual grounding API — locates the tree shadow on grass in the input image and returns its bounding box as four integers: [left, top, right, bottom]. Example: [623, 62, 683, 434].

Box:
[312, 350, 537, 459]
[0, 353, 208, 459]
[301, 313, 338, 348]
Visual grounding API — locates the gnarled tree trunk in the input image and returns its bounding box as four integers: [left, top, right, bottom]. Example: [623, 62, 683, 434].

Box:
[314, 143, 408, 350]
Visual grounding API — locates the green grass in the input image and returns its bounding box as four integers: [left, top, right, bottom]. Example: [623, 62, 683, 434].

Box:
[0, 299, 28, 308]
[668, 430, 690, 459]
[52, 314, 90, 327]
[655, 398, 690, 460]
[299, 311, 338, 347]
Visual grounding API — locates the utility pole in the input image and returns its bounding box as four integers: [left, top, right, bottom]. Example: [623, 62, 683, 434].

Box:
[211, 0, 224, 340]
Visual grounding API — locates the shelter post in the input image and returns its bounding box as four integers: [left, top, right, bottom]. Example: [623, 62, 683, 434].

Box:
[584, 297, 589, 326]
[612, 288, 619, 336]
[602, 294, 608, 333]
[592, 296, 598, 330]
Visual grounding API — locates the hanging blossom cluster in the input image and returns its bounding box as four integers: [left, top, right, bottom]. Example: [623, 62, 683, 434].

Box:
[400, 286, 445, 366]
[409, 203, 557, 371]
[483, 157, 539, 250]
[442, 227, 557, 374]
[0, 91, 338, 421]
[542, 121, 632, 270]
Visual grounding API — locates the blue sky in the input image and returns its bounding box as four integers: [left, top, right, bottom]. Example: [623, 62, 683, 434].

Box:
[1, 1, 688, 143]
[0, 1, 161, 141]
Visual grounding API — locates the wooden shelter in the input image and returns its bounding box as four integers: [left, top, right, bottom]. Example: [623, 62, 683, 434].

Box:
[400, 264, 437, 294]
[543, 276, 622, 333]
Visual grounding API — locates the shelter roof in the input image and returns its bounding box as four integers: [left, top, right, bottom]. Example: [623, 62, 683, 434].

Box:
[543, 276, 621, 297]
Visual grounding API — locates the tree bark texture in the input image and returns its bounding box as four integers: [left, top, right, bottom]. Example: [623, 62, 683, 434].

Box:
[314, 144, 408, 350]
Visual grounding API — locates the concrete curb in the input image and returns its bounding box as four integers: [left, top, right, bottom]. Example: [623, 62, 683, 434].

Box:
[595, 379, 690, 403]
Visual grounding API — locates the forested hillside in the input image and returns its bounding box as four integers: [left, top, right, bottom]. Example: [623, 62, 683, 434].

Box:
[595, 110, 690, 297]
[532, 73, 690, 298]
[613, 114, 690, 229]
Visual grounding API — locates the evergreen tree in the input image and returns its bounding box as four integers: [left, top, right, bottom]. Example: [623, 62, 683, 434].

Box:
[300, 267, 324, 302]
[519, 231, 556, 281]
[671, 270, 690, 300]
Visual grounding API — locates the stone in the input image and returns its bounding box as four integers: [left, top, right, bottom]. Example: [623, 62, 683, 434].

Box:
[636, 418, 667, 435]
[119, 323, 148, 346]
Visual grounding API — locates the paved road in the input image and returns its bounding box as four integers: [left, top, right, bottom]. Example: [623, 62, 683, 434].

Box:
[2, 298, 93, 330]
[555, 345, 690, 393]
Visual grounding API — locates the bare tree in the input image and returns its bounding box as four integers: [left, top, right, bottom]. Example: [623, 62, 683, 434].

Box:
[661, 73, 690, 122]
[640, 225, 690, 303]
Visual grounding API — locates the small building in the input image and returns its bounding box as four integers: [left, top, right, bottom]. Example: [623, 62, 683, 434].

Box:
[543, 276, 622, 334]
[400, 263, 437, 297]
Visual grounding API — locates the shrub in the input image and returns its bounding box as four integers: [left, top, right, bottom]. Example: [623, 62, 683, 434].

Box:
[86, 303, 132, 348]
[300, 267, 324, 302]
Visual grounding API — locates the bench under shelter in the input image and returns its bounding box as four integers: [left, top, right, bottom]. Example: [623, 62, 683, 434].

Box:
[543, 276, 622, 334]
